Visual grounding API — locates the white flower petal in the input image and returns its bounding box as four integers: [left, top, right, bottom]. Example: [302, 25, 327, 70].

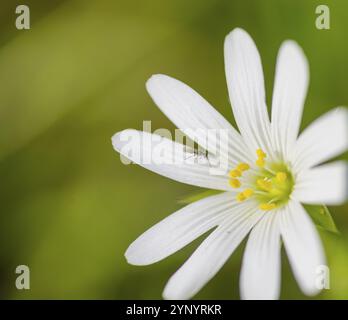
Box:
[146, 74, 253, 165]
[125, 192, 236, 265]
[163, 201, 263, 300]
[240, 211, 281, 300]
[224, 28, 272, 157]
[280, 201, 326, 296]
[292, 107, 348, 171]
[293, 161, 348, 205]
[271, 41, 309, 160]
[112, 130, 231, 190]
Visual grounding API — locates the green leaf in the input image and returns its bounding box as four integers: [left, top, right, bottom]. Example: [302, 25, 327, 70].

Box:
[178, 190, 223, 204]
[304, 204, 340, 235]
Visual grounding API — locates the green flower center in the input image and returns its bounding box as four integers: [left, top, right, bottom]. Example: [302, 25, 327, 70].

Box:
[228, 149, 294, 211]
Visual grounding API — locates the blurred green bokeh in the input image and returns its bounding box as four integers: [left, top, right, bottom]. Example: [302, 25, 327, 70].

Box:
[0, 0, 347, 299]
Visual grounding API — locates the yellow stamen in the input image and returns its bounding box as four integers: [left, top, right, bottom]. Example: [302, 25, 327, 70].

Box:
[259, 203, 277, 211]
[256, 149, 267, 159]
[229, 178, 241, 189]
[276, 172, 287, 182]
[255, 158, 265, 168]
[236, 192, 246, 202]
[229, 169, 242, 178]
[243, 188, 254, 198]
[257, 179, 273, 191]
[237, 163, 250, 172]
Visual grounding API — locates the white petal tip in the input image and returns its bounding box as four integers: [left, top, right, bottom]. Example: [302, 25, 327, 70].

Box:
[224, 28, 254, 51]
[279, 40, 308, 64]
[146, 74, 169, 92]
[301, 285, 321, 297]
[162, 286, 187, 301]
[308, 289, 321, 296]
[111, 131, 122, 151]
[125, 237, 167, 266]
[111, 129, 137, 152]
[163, 275, 196, 300]
[124, 248, 151, 266]
[277, 40, 309, 82]
[280, 39, 302, 51]
[162, 292, 174, 300]
[225, 27, 248, 40]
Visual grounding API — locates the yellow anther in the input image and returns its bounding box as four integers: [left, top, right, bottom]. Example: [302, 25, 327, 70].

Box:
[229, 178, 241, 189]
[259, 203, 277, 211]
[243, 188, 254, 198]
[236, 192, 246, 202]
[255, 158, 265, 168]
[276, 172, 287, 182]
[237, 163, 250, 172]
[256, 149, 267, 159]
[257, 179, 273, 191]
[229, 169, 242, 178]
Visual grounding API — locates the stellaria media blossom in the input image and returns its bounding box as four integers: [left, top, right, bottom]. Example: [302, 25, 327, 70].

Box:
[112, 28, 348, 299]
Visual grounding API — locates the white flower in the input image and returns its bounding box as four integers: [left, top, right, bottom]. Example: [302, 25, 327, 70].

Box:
[112, 28, 348, 300]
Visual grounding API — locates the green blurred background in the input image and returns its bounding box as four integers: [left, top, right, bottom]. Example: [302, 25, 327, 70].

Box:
[0, 0, 347, 299]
